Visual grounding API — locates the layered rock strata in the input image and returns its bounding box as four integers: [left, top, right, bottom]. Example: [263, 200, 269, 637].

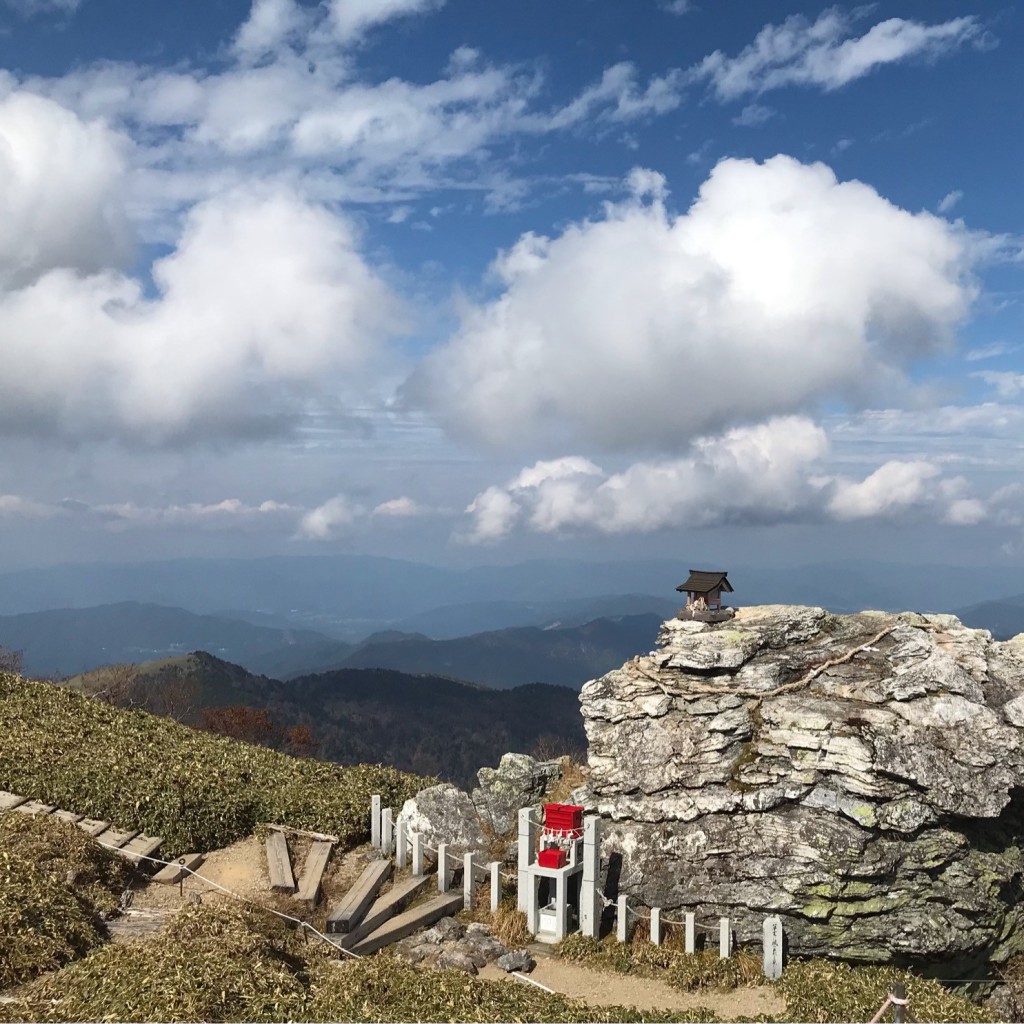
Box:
[579, 605, 1024, 968]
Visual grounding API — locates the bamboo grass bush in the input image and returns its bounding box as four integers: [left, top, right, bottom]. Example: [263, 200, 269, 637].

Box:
[0, 814, 133, 990]
[0, 673, 425, 857]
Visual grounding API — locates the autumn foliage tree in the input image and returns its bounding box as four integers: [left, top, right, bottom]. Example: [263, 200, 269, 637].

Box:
[200, 706, 283, 748]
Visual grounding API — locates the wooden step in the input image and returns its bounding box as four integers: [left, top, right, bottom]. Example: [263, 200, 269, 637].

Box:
[152, 853, 205, 885]
[326, 859, 392, 933]
[349, 892, 464, 955]
[95, 826, 139, 850]
[52, 809, 85, 825]
[77, 818, 110, 837]
[294, 840, 333, 905]
[336, 874, 432, 949]
[266, 831, 296, 893]
[119, 834, 163, 865]
[0, 791, 26, 811]
[13, 800, 55, 816]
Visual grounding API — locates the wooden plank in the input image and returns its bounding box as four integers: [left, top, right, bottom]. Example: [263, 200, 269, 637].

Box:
[52, 809, 85, 825]
[326, 859, 392, 933]
[77, 818, 110, 837]
[336, 874, 432, 949]
[13, 800, 56, 816]
[294, 840, 333, 905]
[0, 791, 26, 811]
[94, 826, 139, 850]
[349, 892, 464, 955]
[266, 831, 296, 893]
[119, 834, 163, 865]
[152, 853, 205, 885]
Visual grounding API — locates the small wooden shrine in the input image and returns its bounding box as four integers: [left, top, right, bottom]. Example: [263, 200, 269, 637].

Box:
[676, 570, 735, 622]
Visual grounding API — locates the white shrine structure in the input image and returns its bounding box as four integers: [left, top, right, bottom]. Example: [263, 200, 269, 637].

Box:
[518, 803, 602, 943]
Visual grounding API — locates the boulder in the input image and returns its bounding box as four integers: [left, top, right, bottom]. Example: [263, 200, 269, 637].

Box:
[496, 949, 536, 973]
[396, 783, 487, 854]
[473, 753, 564, 838]
[580, 605, 1024, 971]
[436, 950, 479, 975]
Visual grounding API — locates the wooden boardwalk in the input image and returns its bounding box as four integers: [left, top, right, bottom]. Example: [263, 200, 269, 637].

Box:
[0, 790, 162, 864]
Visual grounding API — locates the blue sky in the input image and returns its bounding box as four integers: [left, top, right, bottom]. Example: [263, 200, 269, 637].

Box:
[0, 0, 1021, 570]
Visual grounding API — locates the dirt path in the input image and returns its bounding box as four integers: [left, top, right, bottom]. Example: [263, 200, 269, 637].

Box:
[479, 958, 786, 1018]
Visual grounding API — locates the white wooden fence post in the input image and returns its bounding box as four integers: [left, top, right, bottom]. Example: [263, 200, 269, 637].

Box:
[396, 819, 407, 870]
[580, 815, 601, 939]
[650, 907, 662, 946]
[719, 917, 731, 958]
[412, 833, 424, 877]
[763, 915, 784, 980]
[381, 808, 393, 856]
[517, 807, 535, 913]
[685, 912, 696, 954]
[371, 795, 381, 849]
[489, 861, 501, 912]
[463, 852, 475, 910]
[616, 895, 629, 943]
[437, 843, 449, 892]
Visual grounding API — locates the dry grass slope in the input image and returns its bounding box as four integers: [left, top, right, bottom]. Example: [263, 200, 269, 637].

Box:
[0, 672, 426, 856]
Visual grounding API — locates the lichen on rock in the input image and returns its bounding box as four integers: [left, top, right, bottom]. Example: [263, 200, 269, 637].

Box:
[578, 604, 1024, 971]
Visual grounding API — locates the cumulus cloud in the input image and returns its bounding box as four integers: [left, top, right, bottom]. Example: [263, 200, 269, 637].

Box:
[94, 498, 300, 529]
[0, 494, 60, 519]
[461, 417, 986, 543]
[297, 495, 363, 540]
[0, 92, 130, 288]
[732, 102, 775, 127]
[0, 111, 400, 445]
[410, 156, 975, 452]
[692, 9, 983, 99]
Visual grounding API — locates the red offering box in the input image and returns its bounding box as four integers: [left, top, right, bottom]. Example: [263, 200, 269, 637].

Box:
[544, 804, 583, 832]
[538, 848, 567, 869]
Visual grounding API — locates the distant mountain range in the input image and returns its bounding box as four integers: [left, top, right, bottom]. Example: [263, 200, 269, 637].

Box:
[0, 599, 664, 687]
[66, 652, 586, 787]
[2, 554, 1023, 641]
[955, 595, 1024, 641]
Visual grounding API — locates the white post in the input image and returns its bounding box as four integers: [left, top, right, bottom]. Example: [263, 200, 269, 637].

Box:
[396, 819, 407, 870]
[463, 852, 475, 910]
[371, 795, 381, 849]
[685, 912, 696, 954]
[381, 808, 393, 856]
[412, 833, 424, 877]
[580, 815, 601, 939]
[489, 861, 501, 912]
[437, 843, 449, 892]
[763, 916, 783, 980]
[516, 807, 536, 913]
[650, 907, 662, 946]
[719, 917, 731, 958]
[616, 894, 629, 943]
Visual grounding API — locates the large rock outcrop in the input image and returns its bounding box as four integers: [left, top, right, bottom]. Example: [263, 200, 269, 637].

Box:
[579, 605, 1024, 970]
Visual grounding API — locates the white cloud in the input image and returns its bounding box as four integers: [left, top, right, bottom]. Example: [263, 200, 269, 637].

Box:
[965, 342, 1016, 362]
[233, 0, 310, 60]
[545, 63, 684, 129]
[973, 372, 1024, 399]
[662, 0, 692, 14]
[0, 92, 130, 289]
[410, 156, 976, 452]
[732, 103, 775, 127]
[0, 117, 401, 445]
[327, 0, 445, 44]
[0, 494, 60, 519]
[462, 417, 986, 542]
[693, 9, 982, 100]
[938, 189, 963, 214]
[297, 495, 363, 540]
[2, 0, 79, 16]
[94, 498, 300, 528]
[372, 496, 429, 517]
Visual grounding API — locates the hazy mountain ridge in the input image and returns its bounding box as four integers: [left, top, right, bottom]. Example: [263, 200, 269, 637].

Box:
[67, 652, 585, 786]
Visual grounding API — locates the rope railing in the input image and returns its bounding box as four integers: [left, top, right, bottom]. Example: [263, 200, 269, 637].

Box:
[94, 840, 363, 960]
